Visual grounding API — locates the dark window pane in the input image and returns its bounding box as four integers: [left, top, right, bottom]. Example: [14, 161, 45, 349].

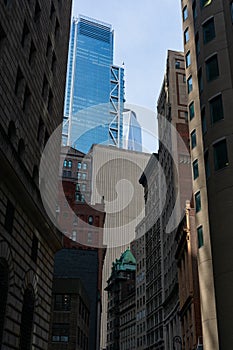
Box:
[195, 191, 201, 212]
[52, 323, 69, 342]
[213, 139, 229, 170]
[54, 294, 71, 311]
[197, 226, 204, 248]
[203, 18, 215, 44]
[193, 160, 199, 179]
[189, 102, 195, 120]
[191, 130, 197, 149]
[206, 55, 219, 81]
[231, 2, 233, 23]
[187, 76, 193, 93]
[210, 95, 224, 123]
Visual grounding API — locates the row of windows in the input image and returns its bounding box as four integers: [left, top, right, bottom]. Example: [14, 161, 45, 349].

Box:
[63, 159, 88, 170]
[183, 0, 212, 22]
[63, 170, 88, 179]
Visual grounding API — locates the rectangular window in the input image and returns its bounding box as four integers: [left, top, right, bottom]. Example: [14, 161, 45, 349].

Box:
[54, 294, 71, 311]
[198, 68, 203, 93]
[184, 28, 189, 44]
[213, 139, 229, 170]
[187, 76, 193, 93]
[52, 323, 69, 342]
[204, 151, 210, 178]
[191, 130, 197, 148]
[210, 95, 224, 123]
[206, 54, 219, 81]
[175, 60, 180, 69]
[192, 1, 197, 22]
[203, 18, 215, 44]
[200, 0, 212, 8]
[197, 226, 204, 248]
[195, 191, 201, 212]
[193, 159, 199, 179]
[83, 163, 87, 170]
[78, 162, 82, 169]
[201, 108, 207, 134]
[185, 51, 191, 67]
[189, 102, 195, 120]
[183, 6, 188, 21]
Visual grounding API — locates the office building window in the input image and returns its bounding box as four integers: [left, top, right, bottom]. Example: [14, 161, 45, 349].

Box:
[198, 68, 203, 93]
[185, 51, 191, 67]
[78, 162, 82, 169]
[64, 159, 72, 168]
[191, 130, 197, 149]
[82, 173, 87, 180]
[200, 0, 212, 8]
[175, 60, 180, 69]
[195, 191, 201, 212]
[206, 54, 219, 81]
[213, 139, 229, 170]
[184, 28, 189, 44]
[201, 108, 207, 134]
[189, 102, 195, 120]
[204, 151, 210, 179]
[187, 76, 193, 93]
[76, 183, 80, 191]
[210, 95, 224, 123]
[193, 159, 199, 179]
[52, 323, 69, 342]
[54, 294, 71, 311]
[203, 18, 215, 44]
[183, 6, 188, 21]
[77, 172, 81, 179]
[197, 226, 204, 248]
[82, 184, 86, 192]
[83, 162, 87, 170]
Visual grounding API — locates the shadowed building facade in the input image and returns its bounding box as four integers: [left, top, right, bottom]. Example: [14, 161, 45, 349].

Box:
[0, 0, 71, 349]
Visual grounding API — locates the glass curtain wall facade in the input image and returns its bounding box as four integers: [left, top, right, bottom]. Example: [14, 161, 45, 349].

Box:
[63, 16, 125, 154]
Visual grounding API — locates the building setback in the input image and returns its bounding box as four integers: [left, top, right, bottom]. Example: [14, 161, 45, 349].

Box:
[0, 1, 71, 349]
[181, 1, 233, 348]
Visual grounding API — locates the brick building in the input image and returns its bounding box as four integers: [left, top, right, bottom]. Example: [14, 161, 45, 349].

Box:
[0, 1, 71, 349]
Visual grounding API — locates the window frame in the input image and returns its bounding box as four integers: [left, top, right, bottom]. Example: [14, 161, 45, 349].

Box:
[203, 17, 215, 44]
[195, 191, 201, 213]
[205, 54, 219, 81]
[213, 138, 229, 171]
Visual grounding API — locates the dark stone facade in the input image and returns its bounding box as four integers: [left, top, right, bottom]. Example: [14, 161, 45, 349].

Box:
[0, 1, 72, 349]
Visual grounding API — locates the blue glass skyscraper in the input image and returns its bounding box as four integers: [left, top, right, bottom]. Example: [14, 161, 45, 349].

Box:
[62, 16, 125, 153]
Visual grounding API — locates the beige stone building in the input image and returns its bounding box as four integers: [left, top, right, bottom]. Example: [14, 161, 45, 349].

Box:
[0, 1, 71, 349]
[181, 1, 233, 348]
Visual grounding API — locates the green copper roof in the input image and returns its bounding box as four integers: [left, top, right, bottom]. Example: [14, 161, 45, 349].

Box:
[119, 248, 136, 265]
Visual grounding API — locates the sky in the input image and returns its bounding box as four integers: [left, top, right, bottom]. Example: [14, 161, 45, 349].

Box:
[71, 0, 184, 152]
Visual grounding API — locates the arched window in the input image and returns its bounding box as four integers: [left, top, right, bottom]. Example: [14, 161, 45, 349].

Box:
[0, 259, 9, 345]
[19, 286, 35, 350]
